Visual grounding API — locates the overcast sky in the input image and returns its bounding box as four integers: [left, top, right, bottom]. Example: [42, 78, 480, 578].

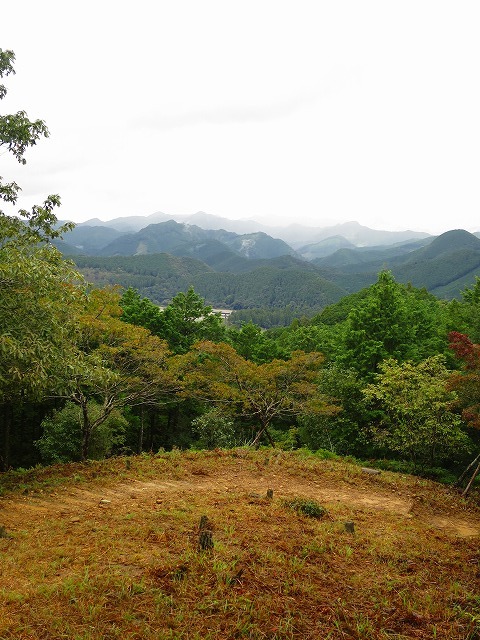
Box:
[2, 1, 480, 234]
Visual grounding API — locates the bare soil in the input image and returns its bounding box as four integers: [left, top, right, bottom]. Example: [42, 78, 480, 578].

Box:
[2, 463, 478, 537]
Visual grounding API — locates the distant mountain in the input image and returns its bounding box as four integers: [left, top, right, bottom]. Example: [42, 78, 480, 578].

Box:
[393, 229, 480, 296]
[314, 229, 480, 298]
[57, 225, 127, 254]
[74, 211, 431, 248]
[78, 211, 269, 235]
[296, 221, 431, 248]
[79, 211, 173, 233]
[313, 237, 433, 270]
[97, 220, 298, 263]
[297, 236, 356, 260]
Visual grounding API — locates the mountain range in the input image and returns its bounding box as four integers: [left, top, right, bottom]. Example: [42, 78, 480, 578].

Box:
[57, 212, 480, 317]
[73, 211, 432, 249]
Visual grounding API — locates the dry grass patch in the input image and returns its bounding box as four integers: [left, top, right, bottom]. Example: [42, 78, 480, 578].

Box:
[0, 449, 479, 639]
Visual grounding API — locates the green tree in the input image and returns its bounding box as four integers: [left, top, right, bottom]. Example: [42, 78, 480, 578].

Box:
[227, 322, 287, 363]
[0, 50, 84, 468]
[156, 287, 226, 354]
[447, 277, 480, 344]
[298, 364, 370, 455]
[191, 408, 236, 449]
[341, 271, 444, 378]
[36, 401, 128, 464]
[0, 50, 72, 245]
[119, 287, 163, 333]
[277, 323, 345, 361]
[363, 356, 470, 468]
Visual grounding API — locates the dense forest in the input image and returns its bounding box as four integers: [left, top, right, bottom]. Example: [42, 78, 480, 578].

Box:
[1, 49, 480, 493]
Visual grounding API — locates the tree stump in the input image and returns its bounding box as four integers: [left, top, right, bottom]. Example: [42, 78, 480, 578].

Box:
[198, 515, 214, 551]
[344, 521, 355, 534]
[266, 489, 274, 500]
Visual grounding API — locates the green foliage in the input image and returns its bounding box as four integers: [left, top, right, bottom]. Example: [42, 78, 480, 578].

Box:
[269, 426, 302, 450]
[0, 49, 87, 470]
[312, 288, 372, 325]
[119, 287, 162, 332]
[446, 276, 480, 344]
[0, 243, 84, 402]
[277, 322, 345, 361]
[155, 287, 226, 354]
[227, 322, 287, 363]
[36, 402, 127, 463]
[0, 50, 48, 167]
[298, 365, 371, 456]
[363, 356, 471, 467]
[0, 49, 84, 406]
[191, 408, 237, 449]
[282, 497, 326, 518]
[341, 271, 446, 378]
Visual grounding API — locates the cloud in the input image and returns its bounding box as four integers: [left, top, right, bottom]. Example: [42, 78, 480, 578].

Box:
[132, 70, 354, 131]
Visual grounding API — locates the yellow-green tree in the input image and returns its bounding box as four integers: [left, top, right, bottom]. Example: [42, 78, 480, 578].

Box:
[363, 356, 470, 467]
[64, 288, 181, 460]
[177, 341, 335, 446]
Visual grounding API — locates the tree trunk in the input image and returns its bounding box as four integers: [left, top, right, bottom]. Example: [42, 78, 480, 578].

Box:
[1, 403, 12, 471]
[456, 451, 480, 488]
[251, 423, 276, 449]
[251, 426, 265, 449]
[80, 401, 91, 462]
[147, 410, 156, 451]
[137, 407, 144, 454]
[462, 458, 480, 496]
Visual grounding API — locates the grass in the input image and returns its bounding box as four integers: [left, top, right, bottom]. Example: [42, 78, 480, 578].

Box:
[0, 448, 479, 639]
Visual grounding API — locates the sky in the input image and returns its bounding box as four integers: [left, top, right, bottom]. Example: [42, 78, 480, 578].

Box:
[1, 1, 480, 235]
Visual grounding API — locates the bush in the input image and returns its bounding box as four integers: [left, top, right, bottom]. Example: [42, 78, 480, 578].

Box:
[36, 401, 127, 463]
[282, 497, 327, 519]
[191, 409, 236, 449]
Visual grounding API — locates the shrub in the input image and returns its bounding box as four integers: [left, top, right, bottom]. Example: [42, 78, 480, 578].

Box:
[282, 497, 327, 518]
[191, 409, 236, 449]
[36, 401, 127, 463]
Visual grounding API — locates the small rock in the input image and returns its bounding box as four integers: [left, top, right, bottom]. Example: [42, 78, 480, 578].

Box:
[361, 467, 381, 475]
[99, 499, 111, 505]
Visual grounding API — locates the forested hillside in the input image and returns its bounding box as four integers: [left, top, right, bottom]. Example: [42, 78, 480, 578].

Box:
[73, 253, 349, 312]
[317, 229, 480, 297]
[70, 228, 480, 322]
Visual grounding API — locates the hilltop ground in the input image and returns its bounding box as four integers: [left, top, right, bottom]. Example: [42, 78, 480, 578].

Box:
[0, 449, 479, 639]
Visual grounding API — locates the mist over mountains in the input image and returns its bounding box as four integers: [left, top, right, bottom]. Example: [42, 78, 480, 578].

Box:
[75, 211, 432, 249]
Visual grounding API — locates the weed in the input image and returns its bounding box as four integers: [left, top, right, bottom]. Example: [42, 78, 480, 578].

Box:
[282, 496, 327, 518]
